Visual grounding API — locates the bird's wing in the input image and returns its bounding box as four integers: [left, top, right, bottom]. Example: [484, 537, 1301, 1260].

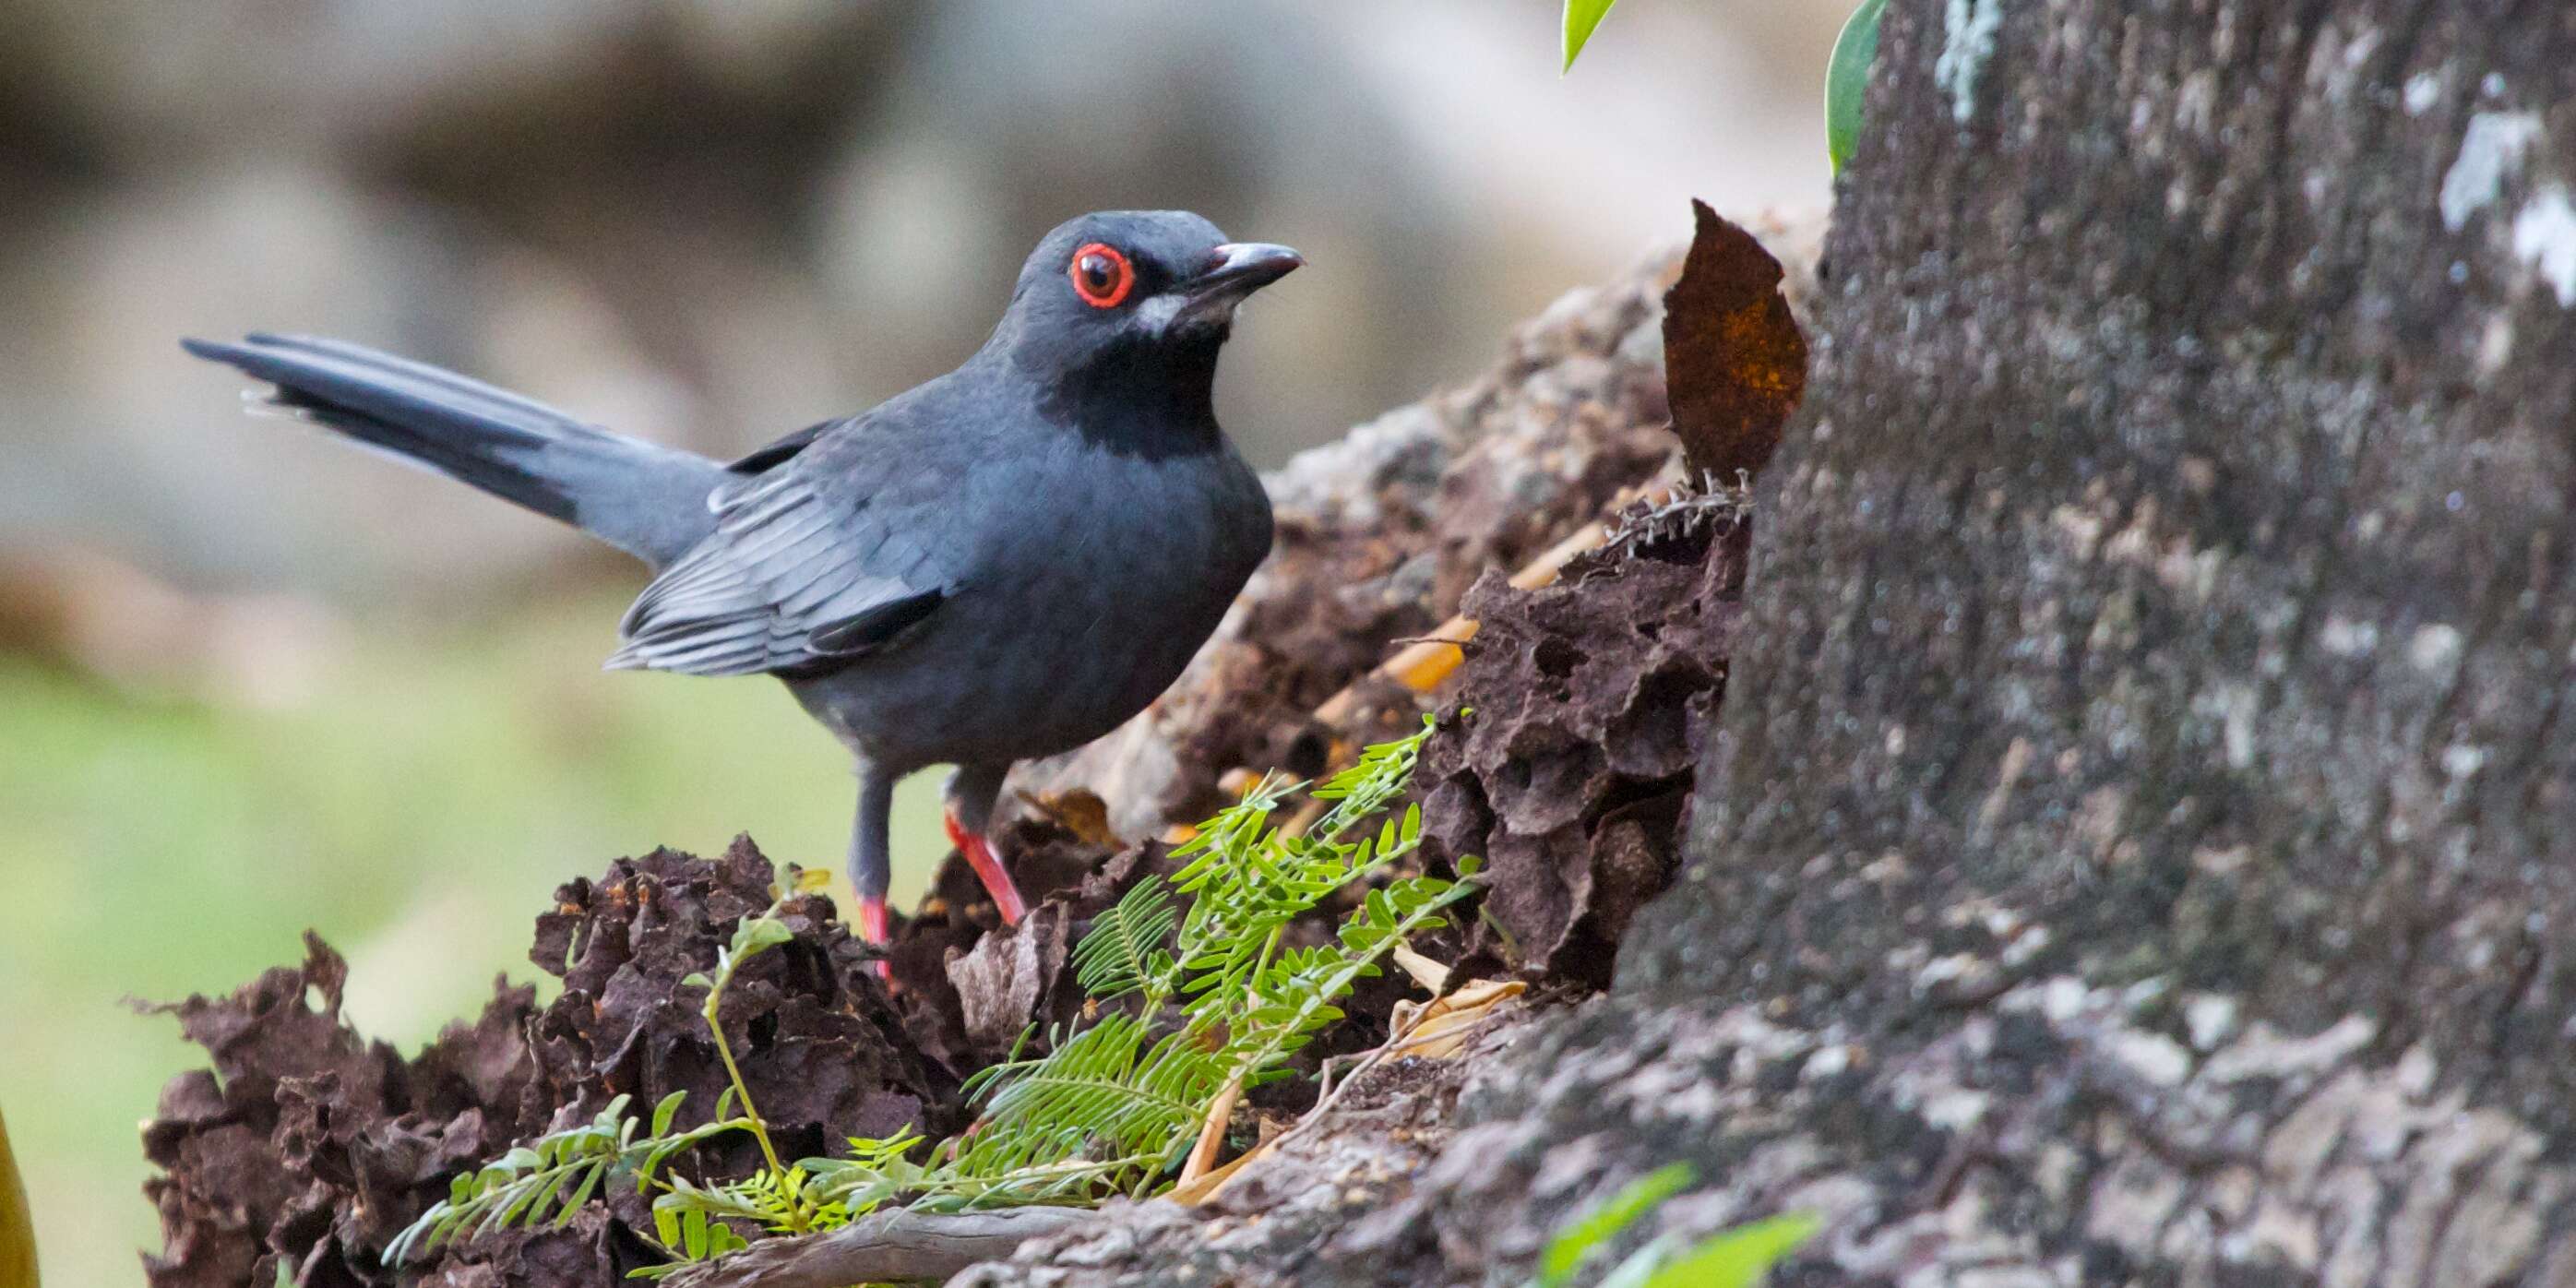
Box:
[723, 418, 836, 476]
[607, 422, 954, 677]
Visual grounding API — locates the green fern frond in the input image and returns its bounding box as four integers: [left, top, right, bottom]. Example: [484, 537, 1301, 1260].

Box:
[1071, 877, 1177, 999]
[957, 1014, 1225, 1180]
[409, 720, 1481, 1269]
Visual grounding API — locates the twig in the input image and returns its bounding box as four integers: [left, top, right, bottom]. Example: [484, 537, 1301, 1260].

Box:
[1176, 1072, 1245, 1187]
[1276, 1014, 1507, 1147]
[662, 1207, 1088, 1288]
[1199, 1001, 1524, 1203]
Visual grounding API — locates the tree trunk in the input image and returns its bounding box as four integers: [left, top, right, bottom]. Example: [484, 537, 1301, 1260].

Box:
[988, 1, 2576, 1282]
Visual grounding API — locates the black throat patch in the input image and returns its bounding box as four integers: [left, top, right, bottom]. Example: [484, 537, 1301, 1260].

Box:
[1031, 331, 1228, 462]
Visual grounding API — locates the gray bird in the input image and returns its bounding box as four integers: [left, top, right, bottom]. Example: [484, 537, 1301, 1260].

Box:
[185, 210, 1294, 948]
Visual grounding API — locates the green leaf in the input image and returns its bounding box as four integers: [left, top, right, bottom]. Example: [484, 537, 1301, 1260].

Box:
[733, 916, 794, 957]
[556, 1161, 602, 1225]
[1641, 1212, 1819, 1288]
[1561, 0, 1619, 73]
[1537, 1163, 1696, 1286]
[1826, 0, 1888, 174]
[650, 1090, 688, 1138]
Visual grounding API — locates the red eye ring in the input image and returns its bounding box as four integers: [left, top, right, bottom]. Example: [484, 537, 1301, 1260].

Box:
[1069, 243, 1135, 309]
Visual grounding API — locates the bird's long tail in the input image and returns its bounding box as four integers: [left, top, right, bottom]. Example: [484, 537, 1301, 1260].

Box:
[183, 332, 725, 569]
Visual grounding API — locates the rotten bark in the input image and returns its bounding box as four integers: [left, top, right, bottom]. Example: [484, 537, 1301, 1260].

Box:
[975, 1, 2576, 1283]
[660, 1208, 1086, 1288]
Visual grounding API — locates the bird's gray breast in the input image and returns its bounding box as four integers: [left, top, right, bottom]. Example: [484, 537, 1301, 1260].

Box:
[785, 437, 1270, 770]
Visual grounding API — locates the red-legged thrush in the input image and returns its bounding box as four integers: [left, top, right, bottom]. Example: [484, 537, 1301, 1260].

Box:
[185, 210, 1295, 948]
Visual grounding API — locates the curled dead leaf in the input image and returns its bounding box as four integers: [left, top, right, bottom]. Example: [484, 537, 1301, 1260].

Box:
[1389, 944, 1451, 993]
[1663, 199, 1808, 479]
[1387, 979, 1527, 1061]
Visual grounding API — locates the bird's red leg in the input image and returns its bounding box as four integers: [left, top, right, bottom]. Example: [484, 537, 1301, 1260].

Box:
[945, 810, 1029, 924]
[856, 895, 893, 981]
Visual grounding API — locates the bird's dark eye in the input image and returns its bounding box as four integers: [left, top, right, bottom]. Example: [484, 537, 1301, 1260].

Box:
[1069, 243, 1135, 309]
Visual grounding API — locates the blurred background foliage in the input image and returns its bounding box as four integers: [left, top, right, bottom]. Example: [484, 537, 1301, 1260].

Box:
[0, 0, 1844, 1281]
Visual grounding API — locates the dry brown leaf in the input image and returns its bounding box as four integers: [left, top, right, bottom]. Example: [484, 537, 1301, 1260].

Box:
[1663, 199, 1808, 479]
[1389, 944, 1451, 993]
[1387, 979, 1526, 1061]
[1017, 789, 1124, 849]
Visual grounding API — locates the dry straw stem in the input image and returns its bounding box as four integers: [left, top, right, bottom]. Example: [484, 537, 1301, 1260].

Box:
[1194, 984, 1525, 1206]
[1175, 1073, 1246, 1187]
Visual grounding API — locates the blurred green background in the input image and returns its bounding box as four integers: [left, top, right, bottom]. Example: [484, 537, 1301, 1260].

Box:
[0, 1, 1844, 1282]
[0, 589, 960, 1283]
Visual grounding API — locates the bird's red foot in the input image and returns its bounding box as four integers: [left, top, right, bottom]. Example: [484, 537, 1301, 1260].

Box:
[857, 894, 893, 982]
[945, 812, 1029, 925]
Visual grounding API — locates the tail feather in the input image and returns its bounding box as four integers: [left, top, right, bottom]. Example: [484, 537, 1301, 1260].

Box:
[185, 333, 724, 568]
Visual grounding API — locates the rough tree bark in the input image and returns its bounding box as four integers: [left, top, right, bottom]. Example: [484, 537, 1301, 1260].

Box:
[983, 0, 2576, 1283]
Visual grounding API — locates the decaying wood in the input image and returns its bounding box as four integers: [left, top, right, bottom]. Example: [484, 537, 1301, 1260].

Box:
[659, 1207, 1087, 1288]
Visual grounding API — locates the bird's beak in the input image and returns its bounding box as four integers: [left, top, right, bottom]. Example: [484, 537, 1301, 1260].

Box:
[1175, 243, 1304, 325]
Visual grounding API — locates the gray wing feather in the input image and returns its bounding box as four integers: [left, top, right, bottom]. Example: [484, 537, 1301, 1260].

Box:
[606, 441, 950, 677]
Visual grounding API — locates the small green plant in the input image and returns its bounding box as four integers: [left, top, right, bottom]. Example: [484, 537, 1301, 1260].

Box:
[672, 871, 837, 1235]
[380, 1089, 751, 1265]
[1825, 0, 1888, 173]
[1561, 0, 1621, 72]
[1558, 0, 1887, 173]
[1532, 1163, 1816, 1288]
[388, 720, 1477, 1276]
[805, 722, 1478, 1213]
[637, 1207, 748, 1279]
[386, 870, 826, 1267]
